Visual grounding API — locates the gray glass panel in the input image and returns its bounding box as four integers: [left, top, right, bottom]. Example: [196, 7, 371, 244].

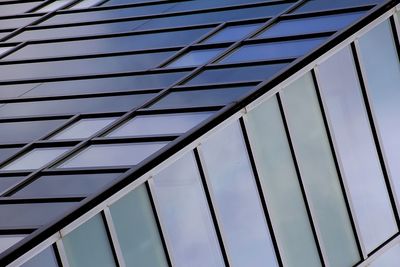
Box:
[220, 37, 326, 64]
[203, 23, 263, 44]
[317, 46, 397, 252]
[0, 17, 37, 31]
[0, 235, 25, 253]
[50, 118, 117, 140]
[0, 177, 24, 194]
[2, 147, 70, 171]
[58, 142, 167, 168]
[107, 112, 212, 137]
[70, 0, 103, 9]
[167, 48, 224, 68]
[0, 2, 39, 16]
[63, 214, 116, 267]
[369, 242, 400, 266]
[110, 184, 168, 267]
[358, 20, 400, 213]
[0, 83, 40, 98]
[245, 96, 321, 267]
[36, 0, 74, 12]
[201, 121, 278, 267]
[151, 152, 224, 267]
[0, 148, 21, 165]
[21, 246, 58, 267]
[169, 0, 266, 13]
[281, 73, 360, 266]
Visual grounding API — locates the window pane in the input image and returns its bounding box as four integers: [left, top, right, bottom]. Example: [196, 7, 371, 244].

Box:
[369, 242, 400, 266]
[292, 0, 382, 14]
[317, 46, 397, 252]
[257, 12, 364, 39]
[201, 121, 278, 267]
[50, 118, 117, 140]
[220, 37, 326, 64]
[2, 147, 71, 171]
[0, 177, 24, 194]
[58, 142, 167, 168]
[21, 246, 58, 267]
[0, 235, 25, 253]
[0, 47, 12, 57]
[0, 16, 37, 31]
[203, 23, 263, 44]
[63, 214, 116, 267]
[110, 184, 168, 267]
[0, 2, 39, 16]
[0, 148, 21, 165]
[151, 152, 224, 267]
[70, 0, 103, 9]
[107, 112, 212, 137]
[281, 73, 360, 266]
[357, 20, 400, 212]
[245, 96, 321, 267]
[167, 49, 224, 68]
[36, 0, 74, 12]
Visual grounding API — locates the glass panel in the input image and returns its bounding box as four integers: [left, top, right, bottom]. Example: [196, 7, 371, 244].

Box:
[2, 147, 71, 171]
[317, 46, 397, 252]
[169, 0, 266, 13]
[150, 152, 224, 267]
[245, 96, 321, 267]
[257, 12, 364, 39]
[369, 242, 400, 266]
[0, 17, 38, 31]
[281, 73, 360, 266]
[292, 0, 383, 14]
[201, 121, 278, 267]
[70, 0, 103, 9]
[21, 246, 58, 267]
[63, 214, 116, 267]
[0, 148, 21, 165]
[0, 235, 25, 253]
[36, 0, 74, 12]
[0, 177, 24, 194]
[149, 86, 253, 109]
[357, 20, 400, 212]
[203, 23, 263, 44]
[0, 2, 39, 16]
[220, 38, 326, 64]
[0, 47, 12, 57]
[110, 184, 168, 267]
[50, 118, 117, 140]
[167, 49, 224, 68]
[107, 112, 212, 137]
[58, 142, 166, 168]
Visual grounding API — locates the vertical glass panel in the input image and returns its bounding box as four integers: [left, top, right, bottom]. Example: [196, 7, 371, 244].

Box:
[245, 96, 321, 267]
[70, 0, 103, 9]
[369, 242, 400, 266]
[36, 0, 73, 12]
[317, 46, 397, 252]
[167, 49, 224, 68]
[2, 147, 70, 171]
[282, 73, 360, 267]
[358, 20, 400, 211]
[0, 235, 25, 253]
[203, 23, 263, 44]
[150, 152, 224, 267]
[201, 121, 278, 267]
[110, 184, 168, 267]
[107, 112, 213, 137]
[50, 117, 117, 140]
[63, 214, 116, 267]
[21, 246, 58, 267]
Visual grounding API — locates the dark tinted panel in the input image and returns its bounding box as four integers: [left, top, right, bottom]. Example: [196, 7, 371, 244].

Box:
[0, 177, 24, 194]
[0, 93, 155, 117]
[292, 0, 383, 13]
[149, 86, 254, 109]
[20, 246, 59, 267]
[0, 148, 21, 164]
[7, 28, 211, 60]
[13, 173, 122, 197]
[186, 63, 287, 85]
[0, 2, 39, 17]
[0, 17, 38, 31]
[0, 51, 175, 81]
[0, 119, 66, 143]
[0, 202, 77, 229]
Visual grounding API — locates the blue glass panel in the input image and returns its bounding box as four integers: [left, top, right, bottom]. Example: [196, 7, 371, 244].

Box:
[203, 23, 263, 44]
[167, 48, 224, 68]
[0, 177, 24, 194]
[292, 0, 383, 14]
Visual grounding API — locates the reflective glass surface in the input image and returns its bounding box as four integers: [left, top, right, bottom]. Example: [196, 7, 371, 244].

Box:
[0, 17, 38, 31]
[201, 121, 278, 267]
[292, 0, 383, 14]
[50, 118, 117, 140]
[110, 184, 168, 267]
[369, 242, 400, 266]
[0, 177, 24, 194]
[2, 147, 71, 171]
[0, 47, 12, 57]
[0, 148, 21, 165]
[167, 48, 224, 68]
[70, 0, 103, 9]
[58, 142, 166, 168]
[0, 2, 39, 16]
[151, 152, 224, 267]
[203, 23, 263, 44]
[107, 112, 212, 137]
[0, 235, 25, 253]
[36, 0, 74, 12]
[20, 246, 58, 267]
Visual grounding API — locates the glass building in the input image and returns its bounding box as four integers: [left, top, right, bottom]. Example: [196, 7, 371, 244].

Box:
[0, 0, 399, 266]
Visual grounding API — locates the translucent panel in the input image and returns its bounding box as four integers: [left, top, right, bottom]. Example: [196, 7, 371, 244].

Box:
[357, 20, 400, 212]
[201, 121, 278, 267]
[36, 0, 74, 12]
[50, 118, 117, 140]
[107, 112, 212, 137]
[185, 63, 287, 85]
[257, 12, 364, 39]
[282, 73, 360, 266]
[220, 37, 326, 64]
[151, 152, 224, 267]
[245, 96, 321, 267]
[21, 246, 58, 267]
[110, 184, 168, 267]
[292, 0, 383, 14]
[63, 214, 116, 267]
[317, 46, 397, 252]
[0, 177, 24, 194]
[203, 23, 263, 44]
[58, 142, 166, 168]
[70, 0, 103, 9]
[13, 173, 121, 198]
[149, 86, 253, 109]
[0, 235, 25, 253]
[369, 242, 400, 266]
[2, 147, 71, 171]
[167, 49, 224, 68]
